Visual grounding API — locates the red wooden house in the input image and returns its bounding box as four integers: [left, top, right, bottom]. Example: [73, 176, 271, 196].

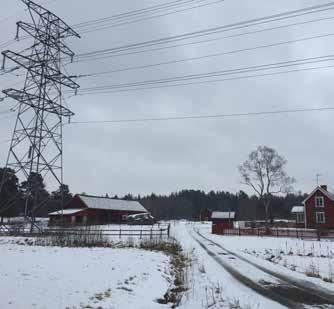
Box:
[292, 185, 334, 229]
[49, 194, 148, 225]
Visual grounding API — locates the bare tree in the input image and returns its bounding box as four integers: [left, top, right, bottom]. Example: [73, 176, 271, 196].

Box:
[239, 146, 295, 227]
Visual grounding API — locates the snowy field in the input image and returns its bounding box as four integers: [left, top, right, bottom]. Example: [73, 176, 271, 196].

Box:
[2, 221, 334, 309]
[196, 222, 334, 286]
[0, 238, 170, 309]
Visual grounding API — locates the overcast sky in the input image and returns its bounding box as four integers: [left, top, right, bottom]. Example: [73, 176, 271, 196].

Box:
[1, 0, 334, 196]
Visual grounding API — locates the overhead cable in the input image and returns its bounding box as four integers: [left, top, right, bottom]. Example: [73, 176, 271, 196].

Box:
[76, 55, 334, 94]
[67, 107, 334, 125]
[76, 32, 334, 78]
[73, 2, 334, 62]
[74, 64, 334, 95]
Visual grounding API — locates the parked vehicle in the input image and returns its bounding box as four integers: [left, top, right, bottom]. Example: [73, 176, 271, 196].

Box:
[126, 213, 156, 225]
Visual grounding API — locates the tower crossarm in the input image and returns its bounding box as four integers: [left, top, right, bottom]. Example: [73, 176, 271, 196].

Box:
[2, 50, 80, 90]
[2, 88, 75, 117]
[21, 0, 80, 39]
[17, 22, 76, 58]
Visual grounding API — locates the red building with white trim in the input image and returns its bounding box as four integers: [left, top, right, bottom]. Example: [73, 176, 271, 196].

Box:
[292, 185, 334, 229]
[210, 211, 235, 229]
[49, 194, 148, 225]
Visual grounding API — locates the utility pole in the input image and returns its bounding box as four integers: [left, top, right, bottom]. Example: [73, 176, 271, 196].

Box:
[0, 0, 80, 231]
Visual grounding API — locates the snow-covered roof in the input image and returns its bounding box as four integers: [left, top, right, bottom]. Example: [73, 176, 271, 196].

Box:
[49, 209, 83, 216]
[78, 195, 147, 213]
[291, 206, 304, 213]
[302, 186, 334, 204]
[211, 211, 236, 219]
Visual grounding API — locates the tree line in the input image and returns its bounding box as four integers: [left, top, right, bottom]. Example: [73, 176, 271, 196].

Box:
[0, 167, 72, 218]
[0, 145, 306, 221]
[0, 166, 306, 220]
[127, 190, 307, 220]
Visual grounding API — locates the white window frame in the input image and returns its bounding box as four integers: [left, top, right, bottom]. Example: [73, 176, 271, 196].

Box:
[315, 196, 324, 208]
[296, 213, 305, 223]
[316, 212, 326, 224]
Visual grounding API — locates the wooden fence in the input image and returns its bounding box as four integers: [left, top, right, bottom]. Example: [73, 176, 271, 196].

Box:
[212, 224, 334, 240]
[0, 224, 171, 239]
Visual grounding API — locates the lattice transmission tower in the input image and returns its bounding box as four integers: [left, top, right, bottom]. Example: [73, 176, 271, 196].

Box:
[0, 0, 80, 229]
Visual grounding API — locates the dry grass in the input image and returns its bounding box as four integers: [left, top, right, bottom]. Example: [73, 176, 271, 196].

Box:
[305, 260, 321, 278]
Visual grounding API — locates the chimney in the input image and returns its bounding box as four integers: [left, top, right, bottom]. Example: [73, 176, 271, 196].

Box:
[320, 185, 327, 191]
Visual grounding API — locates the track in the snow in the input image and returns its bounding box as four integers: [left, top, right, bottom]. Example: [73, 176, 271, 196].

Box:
[191, 229, 334, 309]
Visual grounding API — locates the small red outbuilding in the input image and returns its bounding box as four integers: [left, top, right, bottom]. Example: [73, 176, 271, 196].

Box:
[210, 211, 235, 229]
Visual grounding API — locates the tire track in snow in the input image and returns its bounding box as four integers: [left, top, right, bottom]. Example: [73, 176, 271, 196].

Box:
[196, 230, 334, 306]
[191, 229, 334, 309]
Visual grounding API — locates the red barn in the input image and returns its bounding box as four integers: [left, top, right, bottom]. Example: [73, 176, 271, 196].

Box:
[292, 185, 334, 229]
[211, 211, 235, 229]
[48, 194, 148, 225]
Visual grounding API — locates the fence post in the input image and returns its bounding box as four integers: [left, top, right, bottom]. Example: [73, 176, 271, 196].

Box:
[150, 228, 153, 240]
[160, 228, 163, 239]
[296, 229, 299, 239]
[119, 228, 122, 239]
[167, 224, 170, 238]
[140, 229, 142, 239]
[238, 227, 241, 236]
[257, 228, 259, 236]
[317, 229, 321, 241]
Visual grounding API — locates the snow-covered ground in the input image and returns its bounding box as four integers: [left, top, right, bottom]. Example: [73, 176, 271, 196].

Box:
[196, 221, 334, 287]
[170, 221, 287, 309]
[2, 221, 334, 309]
[0, 239, 170, 309]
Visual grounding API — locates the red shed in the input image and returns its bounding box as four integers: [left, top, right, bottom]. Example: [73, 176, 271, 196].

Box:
[301, 185, 334, 229]
[49, 194, 148, 225]
[211, 211, 235, 229]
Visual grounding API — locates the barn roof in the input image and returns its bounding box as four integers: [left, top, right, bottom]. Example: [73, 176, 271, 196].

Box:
[49, 209, 83, 216]
[78, 194, 147, 213]
[291, 206, 304, 213]
[211, 211, 236, 219]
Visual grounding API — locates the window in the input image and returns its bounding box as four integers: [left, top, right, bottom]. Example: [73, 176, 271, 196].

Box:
[315, 196, 324, 207]
[296, 213, 305, 223]
[316, 212, 325, 224]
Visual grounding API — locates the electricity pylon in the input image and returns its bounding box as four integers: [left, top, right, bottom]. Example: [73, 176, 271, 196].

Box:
[0, 0, 80, 231]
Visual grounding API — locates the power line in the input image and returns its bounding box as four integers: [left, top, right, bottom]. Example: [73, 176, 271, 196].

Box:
[73, 2, 334, 62]
[77, 1, 334, 37]
[74, 0, 218, 27]
[74, 63, 334, 96]
[78, 0, 224, 35]
[66, 107, 334, 125]
[70, 15, 334, 64]
[76, 54, 334, 94]
[76, 32, 334, 78]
